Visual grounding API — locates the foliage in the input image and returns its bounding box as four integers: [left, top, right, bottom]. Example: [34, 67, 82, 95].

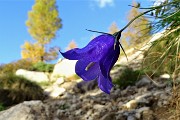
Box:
[109, 22, 119, 34]
[21, 41, 60, 63]
[113, 67, 144, 89]
[0, 59, 33, 74]
[59, 103, 69, 110]
[143, 28, 180, 75]
[0, 74, 44, 106]
[150, 0, 180, 32]
[21, 41, 45, 63]
[170, 85, 180, 119]
[66, 40, 77, 51]
[123, 1, 151, 46]
[30, 62, 54, 72]
[26, 0, 62, 45]
[143, 0, 180, 77]
[25, 0, 62, 62]
[0, 103, 5, 111]
[44, 46, 60, 62]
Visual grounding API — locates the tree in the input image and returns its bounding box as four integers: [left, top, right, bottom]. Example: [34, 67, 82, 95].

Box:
[25, 0, 62, 61]
[109, 22, 119, 34]
[109, 22, 129, 48]
[21, 41, 45, 63]
[124, 1, 151, 45]
[66, 40, 77, 51]
[44, 46, 60, 61]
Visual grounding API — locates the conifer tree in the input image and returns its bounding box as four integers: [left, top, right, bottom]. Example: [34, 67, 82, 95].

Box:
[24, 0, 62, 62]
[124, 1, 151, 45]
[109, 22, 119, 34]
[21, 41, 45, 63]
[66, 40, 77, 51]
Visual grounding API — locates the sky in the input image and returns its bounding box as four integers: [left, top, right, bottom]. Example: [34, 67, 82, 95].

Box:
[0, 0, 154, 64]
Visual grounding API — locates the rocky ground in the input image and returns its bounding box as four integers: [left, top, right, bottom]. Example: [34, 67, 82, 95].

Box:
[0, 75, 173, 120]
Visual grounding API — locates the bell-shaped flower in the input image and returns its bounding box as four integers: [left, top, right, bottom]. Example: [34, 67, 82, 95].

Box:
[60, 34, 120, 94]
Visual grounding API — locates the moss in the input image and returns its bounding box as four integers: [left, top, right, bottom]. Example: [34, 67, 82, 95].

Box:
[0, 103, 5, 111]
[30, 62, 54, 72]
[0, 59, 33, 74]
[113, 67, 144, 89]
[0, 74, 45, 106]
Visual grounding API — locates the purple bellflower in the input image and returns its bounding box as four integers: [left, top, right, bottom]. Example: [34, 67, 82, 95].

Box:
[60, 31, 125, 94]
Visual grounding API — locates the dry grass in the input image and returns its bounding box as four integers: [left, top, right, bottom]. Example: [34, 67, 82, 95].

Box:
[168, 85, 180, 120]
[152, 84, 180, 120]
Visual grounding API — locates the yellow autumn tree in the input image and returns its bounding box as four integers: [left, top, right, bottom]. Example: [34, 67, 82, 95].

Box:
[66, 40, 77, 51]
[124, 0, 151, 46]
[25, 0, 62, 62]
[109, 22, 129, 48]
[21, 41, 45, 63]
[109, 22, 119, 34]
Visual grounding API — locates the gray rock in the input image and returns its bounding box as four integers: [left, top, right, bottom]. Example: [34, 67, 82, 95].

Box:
[93, 104, 104, 110]
[51, 59, 77, 80]
[160, 73, 170, 80]
[123, 100, 138, 110]
[135, 112, 141, 119]
[116, 113, 126, 120]
[16, 69, 49, 82]
[0, 101, 49, 120]
[127, 116, 137, 120]
[142, 110, 154, 120]
[100, 112, 116, 120]
[136, 76, 151, 88]
[53, 77, 64, 85]
[137, 107, 150, 113]
[44, 85, 65, 98]
[74, 80, 97, 93]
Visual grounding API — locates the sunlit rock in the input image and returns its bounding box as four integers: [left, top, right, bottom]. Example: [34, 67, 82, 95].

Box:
[16, 69, 49, 82]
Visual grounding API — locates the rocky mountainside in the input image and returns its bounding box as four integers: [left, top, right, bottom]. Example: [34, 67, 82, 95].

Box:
[0, 31, 175, 120]
[0, 75, 172, 120]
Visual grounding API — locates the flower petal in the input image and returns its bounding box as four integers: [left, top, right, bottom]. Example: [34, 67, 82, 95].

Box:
[60, 34, 115, 61]
[75, 59, 99, 81]
[100, 43, 120, 78]
[60, 48, 90, 60]
[98, 74, 114, 94]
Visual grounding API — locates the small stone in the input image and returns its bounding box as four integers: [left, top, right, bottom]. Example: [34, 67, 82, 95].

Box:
[136, 76, 151, 88]
[49, 87, 65, 98]
[54, 77, 64, 85]
[93, 104, 104, 110]
[137, 107, 150, 113]
[157, 101, 163, 107]
[163, 100, 168, 105]
[75, 109, 82, 116]
[135, 112, 141, 119]
[53, 117, 60, 120]
[142, 110, 154, 120]
[100, 112, 116, 120]
[160, 74, 170, 79]
[127, 116, 136, 120]
[116, 114, 126, 120]
[118, 101, 123, 107]
[123, 100, 137, 110]
[153, 91, 164, 96]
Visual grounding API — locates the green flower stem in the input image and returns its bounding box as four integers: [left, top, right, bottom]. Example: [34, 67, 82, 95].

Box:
[128, 0, 178, 10]
[118, 1, 178, 33]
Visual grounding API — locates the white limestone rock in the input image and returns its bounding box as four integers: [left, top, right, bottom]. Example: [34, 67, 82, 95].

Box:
[16, 69, 49, 83]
